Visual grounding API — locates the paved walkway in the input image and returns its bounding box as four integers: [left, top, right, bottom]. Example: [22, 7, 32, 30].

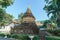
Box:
[0, 37, 18, 40]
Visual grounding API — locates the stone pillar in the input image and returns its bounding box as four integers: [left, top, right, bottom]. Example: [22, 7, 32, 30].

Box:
[39, 28, 46, 40]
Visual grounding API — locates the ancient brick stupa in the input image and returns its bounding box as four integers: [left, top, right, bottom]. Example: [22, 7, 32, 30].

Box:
[12, 7, 39, 35]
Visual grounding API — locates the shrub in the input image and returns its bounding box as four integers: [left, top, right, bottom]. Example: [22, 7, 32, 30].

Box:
[33, 35, 39, 40]
[7, 34, 11, 38]
[0, 34, 39, 40]
[11, 34, 39, 40]
[0, 34, 5, 37]
[45, 36, 60, 40]
[11, 34, 19, 39]
[47, 29, 60, 36]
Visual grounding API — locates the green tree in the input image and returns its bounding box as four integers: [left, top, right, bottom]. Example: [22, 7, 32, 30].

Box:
[3, 13, 14, 26]
[0, 13, 13, 26]
[0, 0, 13, 8]
[0, 0, 13, 26]
[43, 20, 51, 28]
[43, 20, 56, 30]
[0, 8, 6, 26]
[18, 13, 24, 23]
[44, 0, 60, 29]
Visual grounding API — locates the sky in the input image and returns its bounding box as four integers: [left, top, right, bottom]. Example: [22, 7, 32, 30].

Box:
[6, 0, 49, 21]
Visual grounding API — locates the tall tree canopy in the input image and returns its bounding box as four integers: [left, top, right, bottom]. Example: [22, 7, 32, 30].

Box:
[0, 8, 14, 26]
[0, 0, 13, 8]
[0, 8, 6, 26]
[1, 13, 14, 26]
[0, 0, 13, 26]
[44, 0, 60, 29]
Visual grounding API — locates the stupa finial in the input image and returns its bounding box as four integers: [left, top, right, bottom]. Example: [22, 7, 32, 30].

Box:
[26, 6, 31, 13]
[27, 5, 30, 9]
[27, 0, 30, 9]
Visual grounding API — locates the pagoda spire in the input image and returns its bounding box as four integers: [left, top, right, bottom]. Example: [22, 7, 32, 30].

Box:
[26, 6, 31, 14]
[26, 0, 31, 13]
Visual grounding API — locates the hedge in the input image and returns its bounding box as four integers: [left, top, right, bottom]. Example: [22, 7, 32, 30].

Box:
[0, 34, 39, 40]
[45, 36, 60, 40]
